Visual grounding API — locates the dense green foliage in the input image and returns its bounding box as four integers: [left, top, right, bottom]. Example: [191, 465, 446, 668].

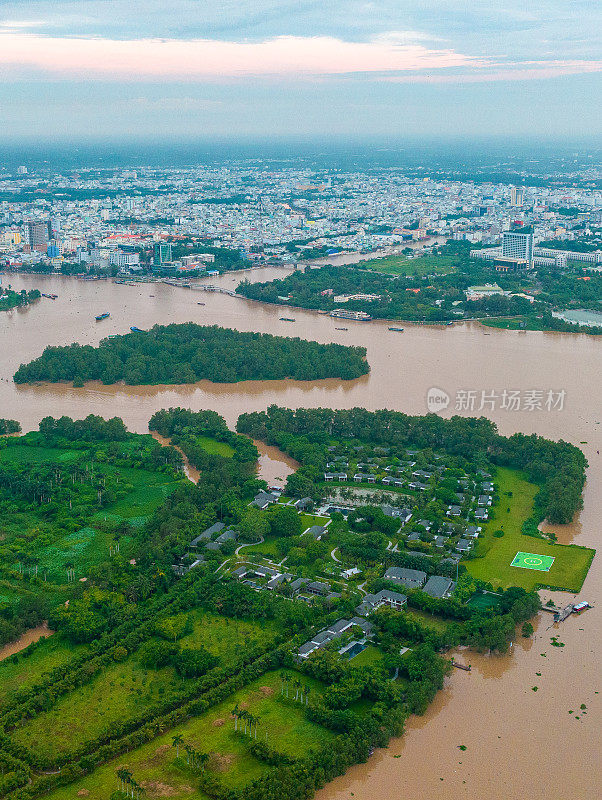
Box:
[0, 419, 21, 435]
[236, 240, 602, 330]
[237, 406, 586, 525]
[0, 288, 41, 312]
[0, 405, 552, 800]
[14, 324, 369, 385]
[149, 407, 258, 467]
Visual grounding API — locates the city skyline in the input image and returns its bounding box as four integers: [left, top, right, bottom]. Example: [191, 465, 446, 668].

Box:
[0, 1, 600, 140]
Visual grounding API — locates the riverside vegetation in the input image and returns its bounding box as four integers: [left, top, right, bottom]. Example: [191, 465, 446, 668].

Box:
[13, 324, 369, 386]
[0, 407, 593, 800]
[236, 240, 602, 332]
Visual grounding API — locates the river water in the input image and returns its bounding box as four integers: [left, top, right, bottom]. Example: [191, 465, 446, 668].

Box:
[0, 268, 600, 799]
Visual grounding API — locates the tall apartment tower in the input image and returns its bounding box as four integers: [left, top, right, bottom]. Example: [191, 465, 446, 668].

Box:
[154, 242, 172, 265]
[502, 230, 533, 265]
[510, 186, 524, 207]
[26, 220, 50, 251]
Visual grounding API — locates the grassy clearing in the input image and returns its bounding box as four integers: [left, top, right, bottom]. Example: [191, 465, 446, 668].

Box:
[42, 670, 331, 800]
[239, 538, 283, 558]
[12, 612, 279, 762]
[0, 445, 80, 465]
[359, 253, 457, 277]
[196, 436, 235, 458]
[466, 592, 502, 612]
[0, 634, 87, 708]
[348, 645, 384, 667]
[404, 608, 451, 633]
[466, 467, 595, 591]
[101, 465, 182, 521]
[298, 513, 330, 530]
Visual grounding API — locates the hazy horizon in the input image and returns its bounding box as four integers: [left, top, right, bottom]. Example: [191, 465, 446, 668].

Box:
[0, 1, 600, 141]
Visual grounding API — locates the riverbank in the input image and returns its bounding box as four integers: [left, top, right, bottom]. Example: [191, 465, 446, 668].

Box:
[0, 623, 54, 661]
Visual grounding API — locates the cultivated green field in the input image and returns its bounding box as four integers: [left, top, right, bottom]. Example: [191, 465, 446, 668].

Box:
[466, 467, 595, 591]
[11, 612, 279, 762]
[359, 253, 457, 277]
[42, 670, 331, 800]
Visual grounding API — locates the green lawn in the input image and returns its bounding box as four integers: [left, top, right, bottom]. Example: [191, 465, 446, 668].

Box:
[11, 612, 279, 762]
[0, 634, 88, 708]
[239, 538, 283, 557]
[298, 513, 330, 530]
[41, 670, 331, 800]
[466, 592, 502, 612]
[359, 253, 457, 277]
[196, 436, 235, 458]
[348, 645, 384, 667]
[466, 467, 595, 591]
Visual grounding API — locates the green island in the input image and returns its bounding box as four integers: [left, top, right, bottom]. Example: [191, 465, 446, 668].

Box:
[0, 288, 41, 312]
[0, 407, 594, 800]
[12, 323, 369, 386]
[236, 241, 602, 332]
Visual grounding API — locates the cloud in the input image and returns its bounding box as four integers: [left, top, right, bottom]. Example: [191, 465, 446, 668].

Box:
[0, 31, 480, 80]
[386, 60, 602, 83]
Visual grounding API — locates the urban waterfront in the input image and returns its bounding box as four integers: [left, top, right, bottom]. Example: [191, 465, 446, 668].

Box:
[1, 269, 600, 800]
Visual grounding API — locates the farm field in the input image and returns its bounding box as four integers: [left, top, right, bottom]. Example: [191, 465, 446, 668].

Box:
[465, 467, 595, 591]
[42, 670, 332, 800]
[11, 611, 279, 762]
[0, 441, 183, 584]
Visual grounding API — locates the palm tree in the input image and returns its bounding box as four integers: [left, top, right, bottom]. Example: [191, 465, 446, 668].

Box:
[184, 744, 192, 764]
[198, 752, 209, 773]
[253, 714, 260, 739]
[304, 685, 311, 706]
[172, 734, 183, 758]
[231, 703, 240, 731]
[116, 768, 128, 793]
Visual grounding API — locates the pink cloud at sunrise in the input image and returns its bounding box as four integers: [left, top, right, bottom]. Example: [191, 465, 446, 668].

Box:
[0, 32, 482, 80]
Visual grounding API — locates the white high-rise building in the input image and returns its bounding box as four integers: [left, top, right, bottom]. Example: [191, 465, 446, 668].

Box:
[502, 230, 533, 265]
[510, 186, 525, 207]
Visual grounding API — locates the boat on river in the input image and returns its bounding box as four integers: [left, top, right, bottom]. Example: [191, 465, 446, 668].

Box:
[329, 309, 372, 321]
[95, 312, 110, 321]
[335, 327, 348, 331]
[388, 327, 404, 332]
[130, 326, 145, 333]
[279, 317, 296, 322]
[41, 293, 58, 300]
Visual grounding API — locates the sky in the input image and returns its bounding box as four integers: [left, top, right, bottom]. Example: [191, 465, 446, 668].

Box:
[0, 1, 600, 141]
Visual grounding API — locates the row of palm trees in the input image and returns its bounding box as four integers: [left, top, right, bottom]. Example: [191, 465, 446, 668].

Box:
[115, 769, 144, 799]
[230, 704, 261, 738]
[171, 735, 208, 771]
[280, 673, 312, 705]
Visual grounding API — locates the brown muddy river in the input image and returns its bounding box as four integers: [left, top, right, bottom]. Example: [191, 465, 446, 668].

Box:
[1, 268, 600, 800]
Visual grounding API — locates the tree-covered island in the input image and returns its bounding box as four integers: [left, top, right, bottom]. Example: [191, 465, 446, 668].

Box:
[0, 408, 593, 800]
[0, 287, 41, 312]
[13, 323, 369, 386]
